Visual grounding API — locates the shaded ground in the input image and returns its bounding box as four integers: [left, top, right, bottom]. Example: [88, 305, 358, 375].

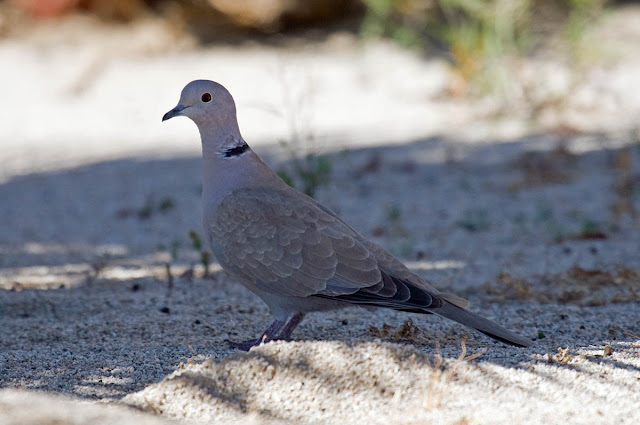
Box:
[2, 136, 639, 424]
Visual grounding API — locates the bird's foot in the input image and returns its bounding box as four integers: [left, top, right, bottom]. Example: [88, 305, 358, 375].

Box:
[225, 318, 286, 351]
[225, 337, 267, 351]
[225, 313, 306, 351]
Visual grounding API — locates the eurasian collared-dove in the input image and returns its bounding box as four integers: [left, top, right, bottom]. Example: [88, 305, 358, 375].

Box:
[163, 80, 531, 350]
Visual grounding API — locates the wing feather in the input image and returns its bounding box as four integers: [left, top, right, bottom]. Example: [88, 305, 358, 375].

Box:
[210, 188, 446, 307]
[210, 188, 385, 296]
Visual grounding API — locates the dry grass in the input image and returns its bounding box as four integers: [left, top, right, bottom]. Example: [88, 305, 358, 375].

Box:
[423, 339, 487, 410]
[611, 143, 640, 221]
[622, 329, 640, 340]
[483, 266, 640, 306]
[369, 318, 434, 345]
[547, 346, 573, 364]
[367, 321, 490, 412]
[508, 143, 577, 189]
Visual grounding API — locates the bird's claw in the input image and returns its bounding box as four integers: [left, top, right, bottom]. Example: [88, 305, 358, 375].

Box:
[225, 338, 264, 351]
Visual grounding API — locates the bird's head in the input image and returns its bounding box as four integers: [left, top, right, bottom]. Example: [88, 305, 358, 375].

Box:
[163, 80, 238, 130]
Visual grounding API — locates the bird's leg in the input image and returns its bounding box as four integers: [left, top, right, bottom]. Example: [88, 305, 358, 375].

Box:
[275, 312, 305, 341]
[226, 319, 285, 351]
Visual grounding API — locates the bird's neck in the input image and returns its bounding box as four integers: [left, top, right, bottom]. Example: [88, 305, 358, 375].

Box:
[199, 129, 282, 209]
[197, 123, 243, 160]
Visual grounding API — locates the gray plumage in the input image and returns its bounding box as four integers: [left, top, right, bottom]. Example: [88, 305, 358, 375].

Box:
[163, 80, 531, 349]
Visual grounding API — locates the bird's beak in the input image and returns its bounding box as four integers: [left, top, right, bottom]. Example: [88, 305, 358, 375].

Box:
[162, 105, 187, 122]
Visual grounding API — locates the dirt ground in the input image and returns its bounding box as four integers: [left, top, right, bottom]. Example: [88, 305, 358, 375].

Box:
[1, 7, 640, 425]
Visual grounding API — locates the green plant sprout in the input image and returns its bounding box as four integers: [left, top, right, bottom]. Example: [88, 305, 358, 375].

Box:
[189, 230, 211, 278]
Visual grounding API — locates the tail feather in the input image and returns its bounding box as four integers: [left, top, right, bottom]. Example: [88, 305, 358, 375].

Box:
[434, 302, 531, 347]
[439, 293, 471, 309]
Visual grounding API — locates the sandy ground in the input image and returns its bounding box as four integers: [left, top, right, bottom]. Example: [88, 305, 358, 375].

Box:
[2, 7, 640, 425]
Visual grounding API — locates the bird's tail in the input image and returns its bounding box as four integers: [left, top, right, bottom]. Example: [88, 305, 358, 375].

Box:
[433, 302, 531, 347]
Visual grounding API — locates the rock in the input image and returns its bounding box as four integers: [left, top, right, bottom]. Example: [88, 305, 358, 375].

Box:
[13, 0, 146, 20]
[206, 0, 361, 31]
[78, 0, 146, 21]
[13, 0, 78, 18]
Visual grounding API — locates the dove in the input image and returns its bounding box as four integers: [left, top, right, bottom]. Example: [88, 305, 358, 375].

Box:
[163, 80, 531, 350]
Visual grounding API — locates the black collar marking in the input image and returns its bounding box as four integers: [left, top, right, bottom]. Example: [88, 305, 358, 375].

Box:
[223, 141, 250, 158]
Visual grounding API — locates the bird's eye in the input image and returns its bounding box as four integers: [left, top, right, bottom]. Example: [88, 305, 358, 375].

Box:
[201, 93, 212, 102]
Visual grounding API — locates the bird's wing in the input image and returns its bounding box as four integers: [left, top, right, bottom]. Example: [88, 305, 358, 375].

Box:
[210, 187, 439, 308]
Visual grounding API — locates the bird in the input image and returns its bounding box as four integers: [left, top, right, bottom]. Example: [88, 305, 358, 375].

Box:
[163, 79, 531, 350]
